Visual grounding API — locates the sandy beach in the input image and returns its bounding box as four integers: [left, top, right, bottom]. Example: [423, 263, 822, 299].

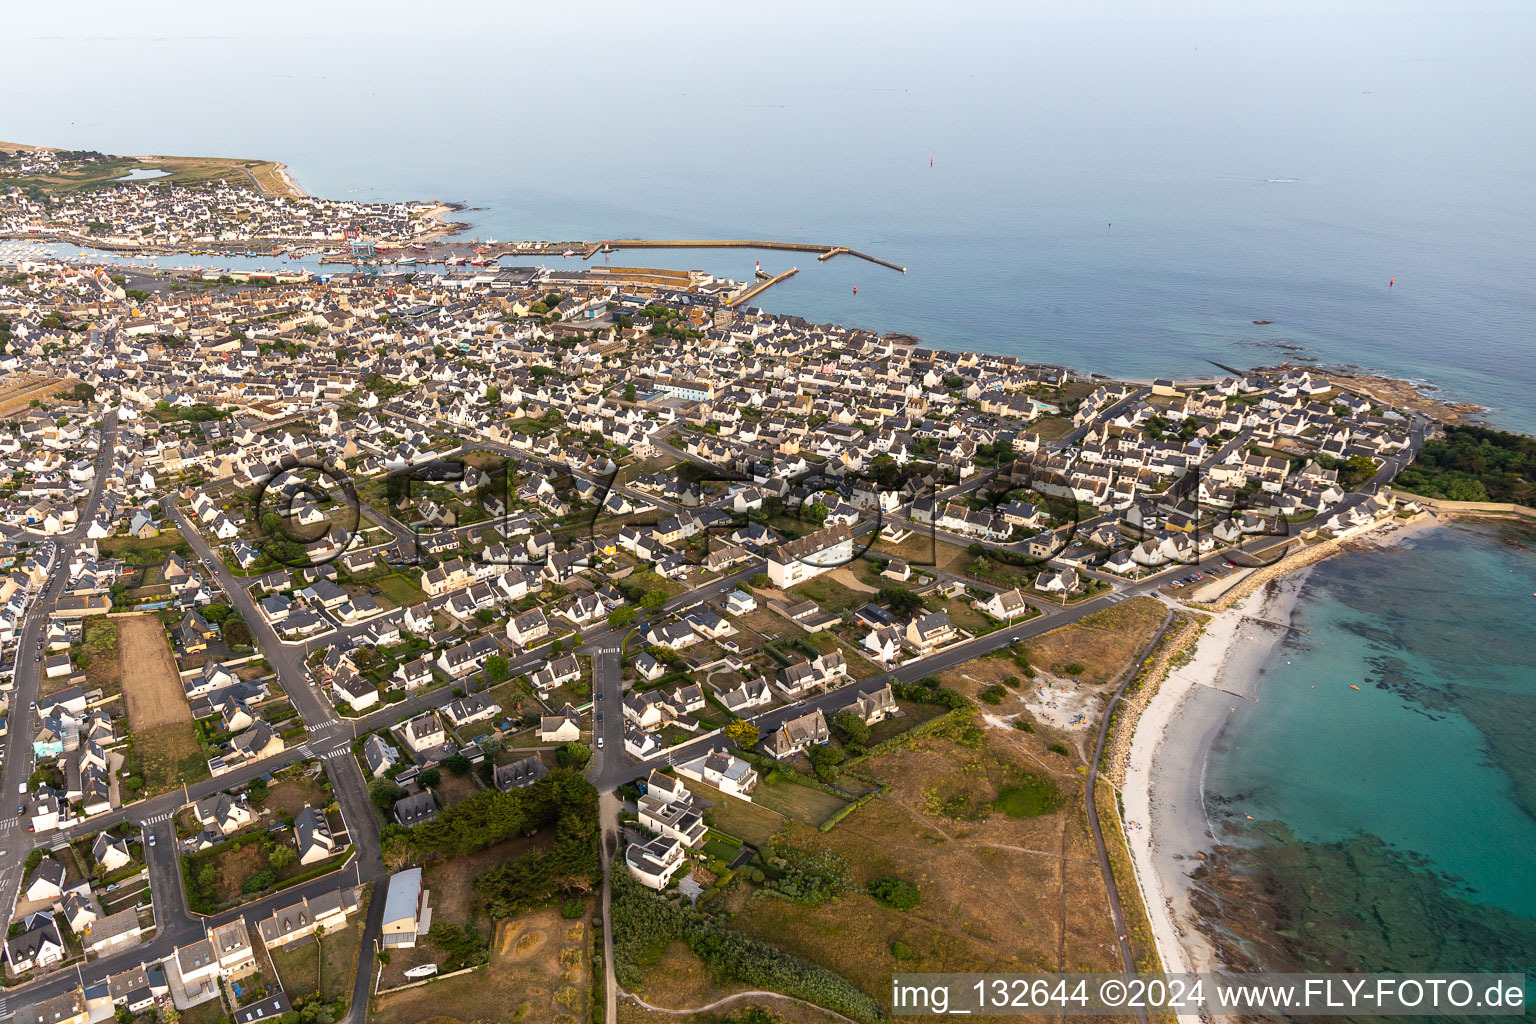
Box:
[417, 202, 470, 241]
[1119, 513, 1443, 988]
[269, 161, 308, 198]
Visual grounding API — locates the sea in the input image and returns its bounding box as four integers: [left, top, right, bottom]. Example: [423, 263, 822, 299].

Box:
[4, 3, 1536, 430]
[1199, 521, 1536, 981]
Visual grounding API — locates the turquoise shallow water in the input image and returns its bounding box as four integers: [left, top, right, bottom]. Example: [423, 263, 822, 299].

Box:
[1203, 521, 1536, 974]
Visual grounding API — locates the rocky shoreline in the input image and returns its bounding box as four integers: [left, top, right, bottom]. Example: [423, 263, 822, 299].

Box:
[1116, 513, 1445, 981]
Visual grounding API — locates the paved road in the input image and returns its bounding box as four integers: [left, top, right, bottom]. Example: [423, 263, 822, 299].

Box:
[1084, 611, 1173, 1024]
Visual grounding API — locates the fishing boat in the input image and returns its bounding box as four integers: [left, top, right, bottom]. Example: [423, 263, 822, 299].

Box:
[396, 257, 418, 265]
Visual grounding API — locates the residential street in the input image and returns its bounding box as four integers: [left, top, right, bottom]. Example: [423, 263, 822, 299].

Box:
[0, 395, 1425, 1023]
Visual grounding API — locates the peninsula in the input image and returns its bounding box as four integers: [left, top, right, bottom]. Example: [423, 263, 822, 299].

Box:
[0, 145, 1527, 1024]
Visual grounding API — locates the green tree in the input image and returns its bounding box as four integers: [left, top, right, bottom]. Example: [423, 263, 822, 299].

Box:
[831, 710, 869, 746]
[867, 876, 921, 910]
[806, 743, 844, 782]
[444, 754, 472, 776]
[640, 589, 667, 610]
[876, 586, 925, 616]
[418, 768, 441, 788]
[370, 780, 406, 815]
[222, 620, 252, 647]
[724, 719, 759, 748]
[484, 655, 510, 684]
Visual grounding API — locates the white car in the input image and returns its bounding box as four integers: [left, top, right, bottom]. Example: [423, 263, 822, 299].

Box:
[596, 737, 605, 749]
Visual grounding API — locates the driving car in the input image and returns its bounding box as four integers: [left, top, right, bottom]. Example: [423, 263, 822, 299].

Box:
[596, 737, 605, 749]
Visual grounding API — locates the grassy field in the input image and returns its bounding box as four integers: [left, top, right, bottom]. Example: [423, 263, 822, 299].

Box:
[1, 145, 303, 197]
[752, 779, 851, 826]
[177, 999, 228, 1024]
[119, 614, 206, 795]
[719, 720, 1121, 1012]
[78, 616, 121, 695]
[863, 699, 948, 745]
[625, 940, 748, 1009]
[1030, 414, 1077, 440]
[930, 596, 999, 636]
[373, 906, 590, 1024]
[787, 576, 869, 613]
[99, 529, 191, 566]
[268, 910, 364, 1006]
[684, 781, 787, 846]
[1021, 596, 1166, 684]
[260, 770, 333, 821]
[131, 723, 208, 797]
[874, 533, 975, 576]
[375, 573, 427, 607]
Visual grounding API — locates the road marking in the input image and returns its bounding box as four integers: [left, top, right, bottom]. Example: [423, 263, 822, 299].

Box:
[0, 818, 14, 832]
[295, 746, 313, 759]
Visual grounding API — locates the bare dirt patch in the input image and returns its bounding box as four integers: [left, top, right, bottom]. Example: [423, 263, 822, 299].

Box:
[374, 905, 589, 1024]
[1020, 597, 1166, 685]
[119, 615, 190, 729]
[118, 614, 205, 794]
[825, 568, 877, 595]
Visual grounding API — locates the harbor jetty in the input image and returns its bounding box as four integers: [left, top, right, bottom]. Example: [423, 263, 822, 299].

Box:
[728, 266, 799, 306]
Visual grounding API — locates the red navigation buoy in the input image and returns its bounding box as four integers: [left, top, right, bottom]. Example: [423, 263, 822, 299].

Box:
[853, 285, 858, 295]
[1389, 278, 1395, 288]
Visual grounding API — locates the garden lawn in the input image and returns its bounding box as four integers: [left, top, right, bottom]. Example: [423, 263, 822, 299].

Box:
[268, 915, 363, 1006]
